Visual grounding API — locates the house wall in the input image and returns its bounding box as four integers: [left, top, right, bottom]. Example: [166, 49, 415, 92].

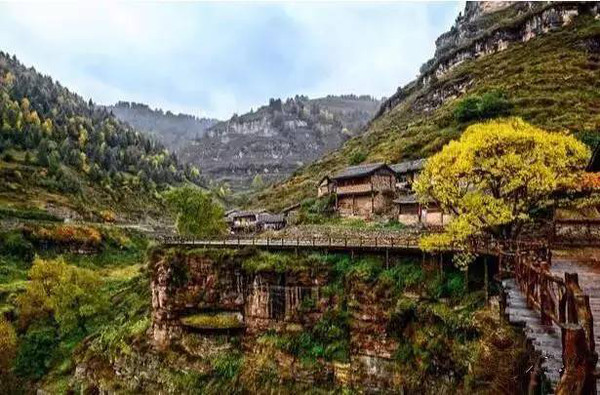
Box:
[318, 184, 330, 198]
[397, 203, 421, 225]
[371, 171, 395, 192]
[337, 193, 393, 218]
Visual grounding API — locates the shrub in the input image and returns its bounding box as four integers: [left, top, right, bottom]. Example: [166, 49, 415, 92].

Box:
[348, 150, 367, 165]
[0, 231, 34, 264]
[26, 224, 102, 248]
[15, 326, 58, 379]
[454, 96, 482, 123]
[453, 90, 511, 123]
[0, 317, 17, 372]
[211, 351, 244, 380]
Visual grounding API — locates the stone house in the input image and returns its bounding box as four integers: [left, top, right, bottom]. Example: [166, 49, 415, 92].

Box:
[225, 210, 287, 233]
[257, 213, 286, 231]
[330, 163, 396, 218]
[391, 159, 450, 226]
[390, 159, 426, 193]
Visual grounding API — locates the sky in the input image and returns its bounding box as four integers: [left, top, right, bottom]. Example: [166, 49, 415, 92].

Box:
[0, 1, 463, 120]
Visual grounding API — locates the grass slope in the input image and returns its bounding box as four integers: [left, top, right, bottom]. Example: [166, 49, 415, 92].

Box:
[254, 16, 600, 211]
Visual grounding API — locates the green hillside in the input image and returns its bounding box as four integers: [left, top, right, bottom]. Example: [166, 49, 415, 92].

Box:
[0, 52, 204, 222]
[254, 15, 600, 212]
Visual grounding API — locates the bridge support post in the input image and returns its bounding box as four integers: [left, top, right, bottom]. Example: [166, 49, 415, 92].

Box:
[385, 249, 389, 269]
[484, 256, 489, 306]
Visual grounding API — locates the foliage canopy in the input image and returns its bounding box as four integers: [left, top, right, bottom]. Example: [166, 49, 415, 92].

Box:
[414, 118, 589, 250]
[17, 257, 107, 334]
[164, 186, 227, 237]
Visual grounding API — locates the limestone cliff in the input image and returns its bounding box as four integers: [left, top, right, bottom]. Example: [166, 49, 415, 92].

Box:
[377, 1, 599, 117]
[180, 95, 380, 191]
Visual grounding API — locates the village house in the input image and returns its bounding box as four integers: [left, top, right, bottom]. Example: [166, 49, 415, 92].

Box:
[257, 213, 287, 231]
[391, 159, 449, 226]
[328, 163, 396, 218]
[225, 209, 287, 233]
[390, 159, 426, 192]
[317, 159, 450, 225]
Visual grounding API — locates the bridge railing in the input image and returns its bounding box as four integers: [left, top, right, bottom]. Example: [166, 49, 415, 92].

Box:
[157, 234, 423, 249]
[500, 243, 597, 392]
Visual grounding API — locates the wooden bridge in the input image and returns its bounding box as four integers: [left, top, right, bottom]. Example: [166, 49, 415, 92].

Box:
[159, 234, 598, 393]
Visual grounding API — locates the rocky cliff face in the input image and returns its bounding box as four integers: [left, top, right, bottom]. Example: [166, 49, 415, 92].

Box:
[179, 95, 380, 191]
[377, 1, 600, 117]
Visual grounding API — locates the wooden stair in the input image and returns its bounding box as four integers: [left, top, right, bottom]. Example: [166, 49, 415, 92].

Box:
[502, 278, 563, 388]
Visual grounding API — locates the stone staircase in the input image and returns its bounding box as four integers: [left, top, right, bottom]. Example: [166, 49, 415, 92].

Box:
[502, 278, 563, 389]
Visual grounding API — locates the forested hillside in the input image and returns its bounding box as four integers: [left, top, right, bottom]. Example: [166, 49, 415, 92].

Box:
[108, 101, 218, 151]
[180, 94, 380, 191]
[255, 2, 600, 211]
[0, 52, 203, 221]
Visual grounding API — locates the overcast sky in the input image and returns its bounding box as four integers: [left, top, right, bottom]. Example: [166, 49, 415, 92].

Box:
[0, 1, 462, 119]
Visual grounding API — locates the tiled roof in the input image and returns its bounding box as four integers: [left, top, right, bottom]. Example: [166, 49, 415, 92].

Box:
[257, 213, 286, 223]
[390, 159, 426, 175]
[229, 210, 259, 218]
[331, 162, 390, 180]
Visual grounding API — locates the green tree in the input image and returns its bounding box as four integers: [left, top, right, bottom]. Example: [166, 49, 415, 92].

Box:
[17, 257, 106, 335]
[414, 118, 589, 250]
[164, 186, 227, 237]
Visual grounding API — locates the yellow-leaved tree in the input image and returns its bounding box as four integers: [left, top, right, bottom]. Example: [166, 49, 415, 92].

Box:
[414, 118, 589, 251]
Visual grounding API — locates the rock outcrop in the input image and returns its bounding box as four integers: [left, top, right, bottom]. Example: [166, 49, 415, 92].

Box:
[377, 1, 600, 118]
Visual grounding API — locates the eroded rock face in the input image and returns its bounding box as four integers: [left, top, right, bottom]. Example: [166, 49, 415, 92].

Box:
[179, 95, 380, 191]
[149, 249, 331, 348]
[148, 248, 407, 390]
[377, 1, 600, 118]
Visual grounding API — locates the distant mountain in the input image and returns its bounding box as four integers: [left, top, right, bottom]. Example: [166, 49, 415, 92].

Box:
[178, 94, 380, 191]
[108, 101, 218, 151]
[0, 52, 204, 222]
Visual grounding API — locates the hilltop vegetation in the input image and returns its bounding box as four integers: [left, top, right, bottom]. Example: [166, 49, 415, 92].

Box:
[255, 14, 600, 211]
[0, 52, 204, 221]
[109, 101, 218, 151]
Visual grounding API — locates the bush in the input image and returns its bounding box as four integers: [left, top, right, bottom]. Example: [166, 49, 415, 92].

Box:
[453, 90, 511, 123]
[348, 150, 367, 165]
[0, 317, 17, 372]
[211, 352, 244, 380]
[454, 97, 481, 123]
[0, 231, 34, 264]
[15, 326, 58, 379]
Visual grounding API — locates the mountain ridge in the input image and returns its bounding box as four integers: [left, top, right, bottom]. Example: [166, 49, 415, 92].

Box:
[180, 94, 381, 190]
[0, 52, 203, 222]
